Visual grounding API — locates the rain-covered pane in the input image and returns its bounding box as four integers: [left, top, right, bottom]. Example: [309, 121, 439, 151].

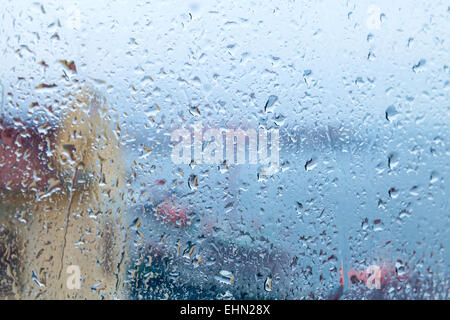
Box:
[0, 0, 448, 300]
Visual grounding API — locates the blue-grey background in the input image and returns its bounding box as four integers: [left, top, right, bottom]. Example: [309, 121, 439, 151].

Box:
[0, 0, 448, 299]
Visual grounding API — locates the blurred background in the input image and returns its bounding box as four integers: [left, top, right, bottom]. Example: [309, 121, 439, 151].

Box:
[0, 0, 448, 299]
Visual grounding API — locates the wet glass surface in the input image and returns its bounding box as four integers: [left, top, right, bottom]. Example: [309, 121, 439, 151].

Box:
[0, 0, 448, 299]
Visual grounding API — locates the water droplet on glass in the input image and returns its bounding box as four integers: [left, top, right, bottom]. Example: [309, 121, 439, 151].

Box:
[264, 95, 278, 112]
[264, 276, 273, 292]
[215, 270, 235, 285]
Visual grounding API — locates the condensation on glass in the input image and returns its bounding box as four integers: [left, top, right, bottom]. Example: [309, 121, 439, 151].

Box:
[0, 0, 448, 299]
